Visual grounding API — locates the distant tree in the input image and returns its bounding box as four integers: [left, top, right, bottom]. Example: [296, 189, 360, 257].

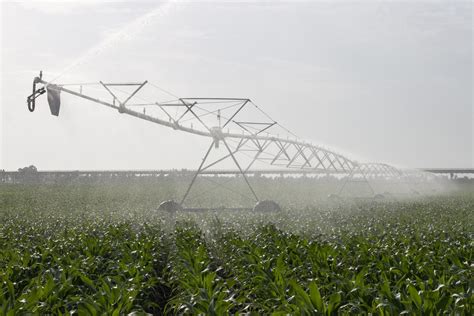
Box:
[18, 165, 38, 173]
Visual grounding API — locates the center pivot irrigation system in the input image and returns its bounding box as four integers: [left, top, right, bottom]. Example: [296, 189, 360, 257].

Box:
[27, 72, 435, 212]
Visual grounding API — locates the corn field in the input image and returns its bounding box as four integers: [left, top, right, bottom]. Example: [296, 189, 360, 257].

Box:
[0, 184, 472, 314]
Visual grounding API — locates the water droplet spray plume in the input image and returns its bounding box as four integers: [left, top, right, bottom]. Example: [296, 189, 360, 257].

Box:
[47, 0, 176, 85]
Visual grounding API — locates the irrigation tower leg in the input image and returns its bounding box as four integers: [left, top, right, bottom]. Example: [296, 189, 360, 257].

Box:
[337, 166, 375, 197]
[338, 168, 356, 196]
[180, 141, 215, 205]
[222, 139, 259, 202]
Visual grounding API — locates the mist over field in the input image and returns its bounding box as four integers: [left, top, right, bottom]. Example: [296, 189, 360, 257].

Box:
[1, 1, 473, 315]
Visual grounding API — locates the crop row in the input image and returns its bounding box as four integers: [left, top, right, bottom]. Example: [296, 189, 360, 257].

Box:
[0, 184, 472, 314]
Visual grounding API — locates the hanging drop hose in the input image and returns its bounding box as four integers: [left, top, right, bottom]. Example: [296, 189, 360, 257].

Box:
[27, 81, 36, 112]
[27, 72, 45, 112]
[27, 101, 35, 112]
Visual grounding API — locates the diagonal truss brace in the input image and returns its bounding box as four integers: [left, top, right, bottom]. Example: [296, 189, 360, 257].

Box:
[180, 139, 259, 206]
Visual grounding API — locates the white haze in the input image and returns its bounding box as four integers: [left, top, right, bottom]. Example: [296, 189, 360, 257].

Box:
[1, 1, 472, 171]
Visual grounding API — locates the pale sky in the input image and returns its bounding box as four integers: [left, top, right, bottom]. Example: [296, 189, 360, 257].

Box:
[1, 0, 472, 171]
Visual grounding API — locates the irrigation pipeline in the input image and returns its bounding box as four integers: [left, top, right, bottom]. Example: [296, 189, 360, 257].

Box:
[26, 76, 444, 209]
[37, 78, 356, 171]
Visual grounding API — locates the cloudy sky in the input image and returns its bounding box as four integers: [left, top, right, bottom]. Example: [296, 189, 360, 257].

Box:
[1, 0, 472, 170]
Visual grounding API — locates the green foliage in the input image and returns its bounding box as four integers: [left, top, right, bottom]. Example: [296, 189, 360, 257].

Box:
[0, 184, 472, 314]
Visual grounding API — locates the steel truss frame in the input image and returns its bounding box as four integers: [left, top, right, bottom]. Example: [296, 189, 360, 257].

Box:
[27, 75, 431, 207]
[337, 163, 438, 197]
